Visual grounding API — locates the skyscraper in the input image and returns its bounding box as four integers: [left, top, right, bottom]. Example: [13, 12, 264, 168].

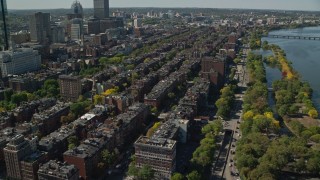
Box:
[70, 18, 83, 41]
[94, 0, 109, 19]
[29, 12, 51, 43]
[0, 0, 9, 50]
[67, 0, 84, 20]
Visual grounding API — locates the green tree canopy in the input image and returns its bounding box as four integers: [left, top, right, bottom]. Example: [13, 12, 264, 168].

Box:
[171, 173, 185, 180]
[137, 165, 155, 180]
[186, 171, 201, 180]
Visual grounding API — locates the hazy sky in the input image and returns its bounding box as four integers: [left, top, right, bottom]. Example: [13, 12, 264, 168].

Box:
[7, 0, 320, 11]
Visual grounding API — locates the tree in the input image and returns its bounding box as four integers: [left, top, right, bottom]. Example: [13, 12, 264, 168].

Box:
[191, 145, 214, 167]
[68, 143, 76, 150]
[289, 105, 299, 114]
[294, 158, 306, 173]
[289, 121, 305, 136]
[102, 86, 119, 96]
[306, 152, 320, 174]
[278, 105, 289, 117]
[93, 95, 104, 105]
[11, 92, 28, 105]
[233, 58, 241, 64]
[68, 136, 79, 145]
[308, 109, 318, 119]
[68, 136, 79, 150]
[215, 98, 230, 118]
[248, 163, 274, 180]
[171, 173, 185, 180]
[310, 134, 320, 143]
[101, 149, 116, 167]
[308, 126, 320, 134]
[127, 163, 139, 177]
[243, 111, 254, 121]
[137, 165, 155, 180]
[146, 122, 161, 138]
[144, 58, 151, 63]
[301, 130, 314, 139]
[201, 120, 223, 135]
[126, 64, 135, 70]
[236, 153, 258, 170]
[70, 103, 85, 118]
[151, 107, 158, 114]
[262, 41, 270, 50]
[186, 171, 201, 180]
[4, 89, 13, 102]
[168, 92, 176, 99]
[43, 79, 60, 97]
[252, 115, 273, 133]
[77, 95, 86, 102]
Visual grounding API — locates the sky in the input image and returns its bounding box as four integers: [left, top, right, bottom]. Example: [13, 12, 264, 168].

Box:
[7, 0, 320, 11]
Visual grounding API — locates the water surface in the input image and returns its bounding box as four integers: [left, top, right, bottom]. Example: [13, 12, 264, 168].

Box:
[262, 26, 320, 110]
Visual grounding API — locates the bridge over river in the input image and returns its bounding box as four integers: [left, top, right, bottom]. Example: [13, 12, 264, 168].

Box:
[263, 34, 320, 40]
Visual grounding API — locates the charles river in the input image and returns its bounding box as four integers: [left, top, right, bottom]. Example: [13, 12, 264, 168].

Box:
[260, 26, 320, 111]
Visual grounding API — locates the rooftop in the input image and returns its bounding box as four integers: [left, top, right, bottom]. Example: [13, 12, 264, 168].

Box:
[136, 136, 176, 149]
[23, 151, 46, 163]
[64, 142, 100, 159]
[32, 102, 69, 122]
[151, 121, 179, 140]
[38, 160, 78, 178]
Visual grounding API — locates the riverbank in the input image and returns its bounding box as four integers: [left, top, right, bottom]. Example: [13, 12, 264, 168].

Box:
[261, 25, 320, 111]
[266, 23, 320, 33]
[235, 42, 320, 180]
[263, 43, 318, 118]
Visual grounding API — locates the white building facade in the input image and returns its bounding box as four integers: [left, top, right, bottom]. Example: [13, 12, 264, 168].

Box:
[0, 48, 41, 77]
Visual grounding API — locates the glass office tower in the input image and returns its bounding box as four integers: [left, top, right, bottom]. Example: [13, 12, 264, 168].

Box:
[0, 0, 9, 50]
[93, 0, 109, 19]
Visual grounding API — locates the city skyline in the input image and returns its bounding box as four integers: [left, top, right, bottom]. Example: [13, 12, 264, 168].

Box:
[7, 0, 320, 11]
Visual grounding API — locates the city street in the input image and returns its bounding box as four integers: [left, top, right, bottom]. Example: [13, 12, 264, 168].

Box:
[210, 49, 248, 180]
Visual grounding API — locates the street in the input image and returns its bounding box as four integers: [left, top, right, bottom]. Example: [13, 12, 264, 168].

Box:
[210, 48, 249, 180]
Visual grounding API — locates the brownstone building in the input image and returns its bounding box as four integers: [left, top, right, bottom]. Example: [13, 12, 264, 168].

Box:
[63, 138, 105, 180]
[32, 103, 70, 135]
[38, 160, 79, 180]
[20, 151, 48, 180]
[200, 56, 226, 88]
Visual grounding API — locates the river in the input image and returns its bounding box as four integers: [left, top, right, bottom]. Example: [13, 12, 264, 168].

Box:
[261, 26, 320, 111]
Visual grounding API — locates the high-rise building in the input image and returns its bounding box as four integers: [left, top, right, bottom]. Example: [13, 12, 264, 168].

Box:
[70, 18, 83, 41]
[87, 18, 100, 34]
[4, 134, 32, 179]
[59, 75, 82, 102]
[29, 12, 51, 43]
[134, 18, 142, 28]
[200, 56, 226, 88]
[0, 48, 42, 77]
[135, 136, 177, 179]
[93, 0, 109, 19]
[67, 0, 84, 20]
[99, 18, 124, 33]
[51, 25, 65, 43]
[72, 0, 83, 16]
[0, 0, 9, 50]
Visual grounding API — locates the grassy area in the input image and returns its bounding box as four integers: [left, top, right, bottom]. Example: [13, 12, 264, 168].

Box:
[286, 115, 320, 129]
